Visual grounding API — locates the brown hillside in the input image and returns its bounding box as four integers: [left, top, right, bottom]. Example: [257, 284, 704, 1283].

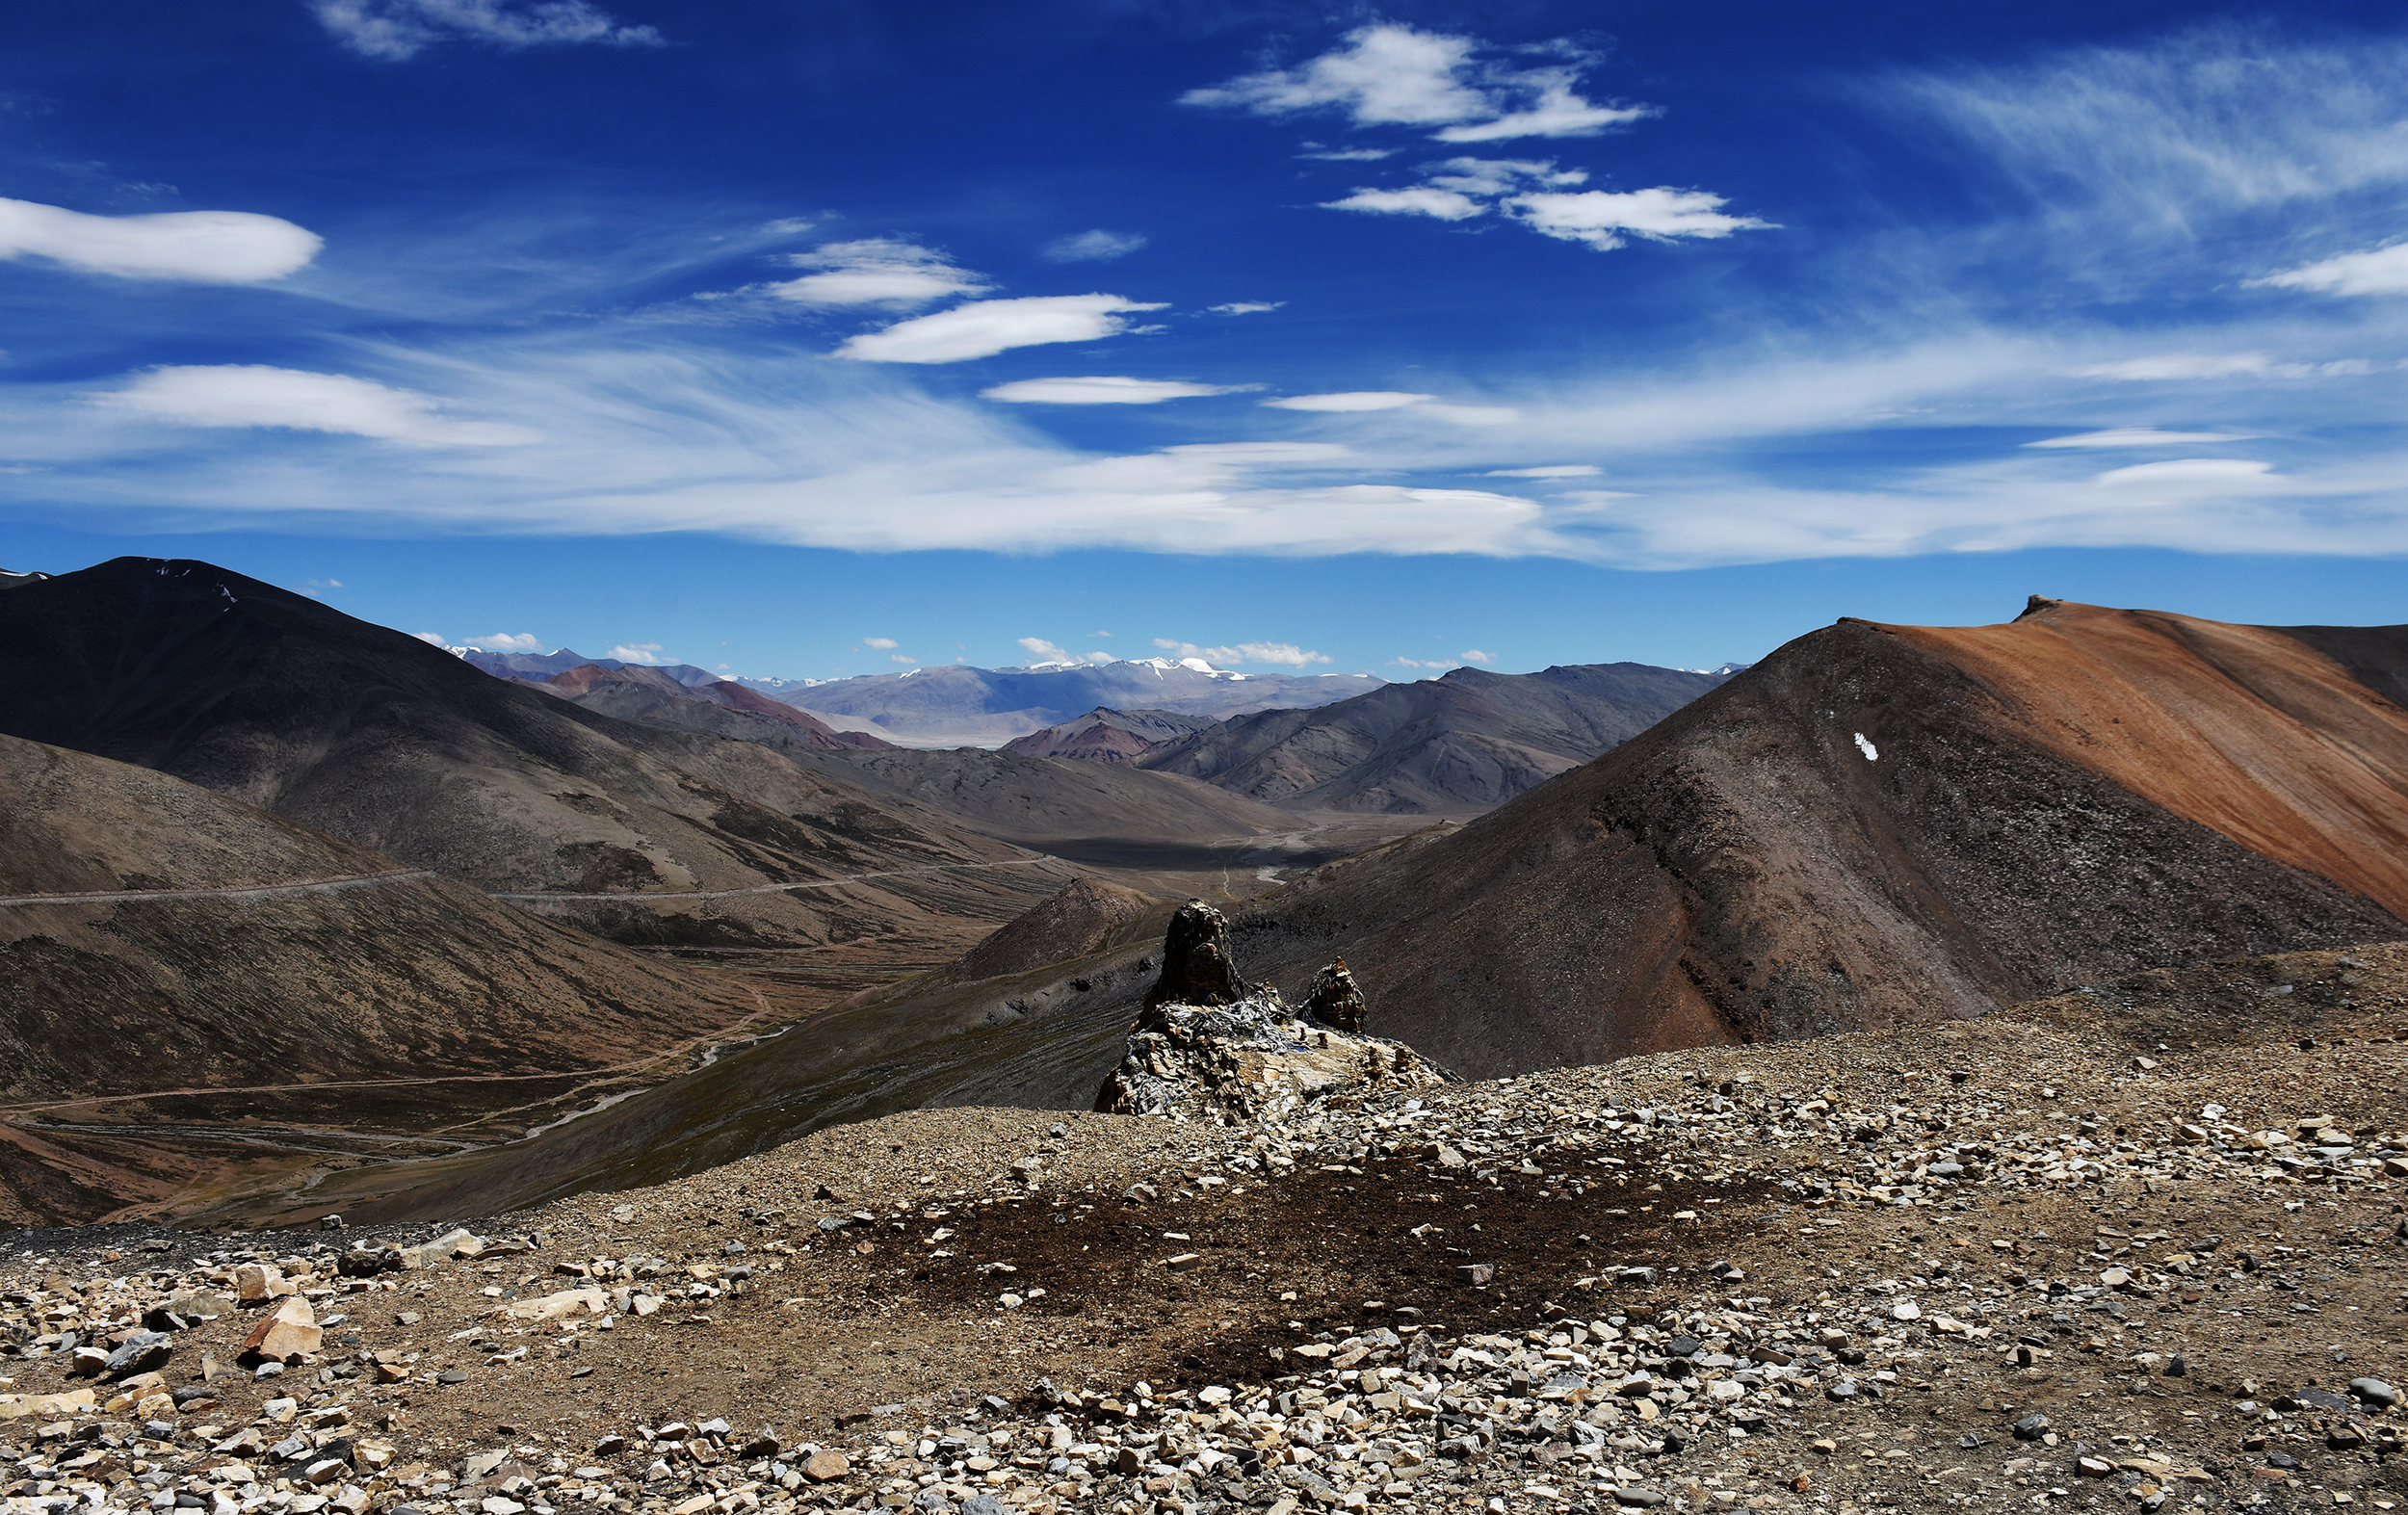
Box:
[1209, 601, 2408, 1079]
[0, 559, 1071, 953]
[0, 733, 766, 1223]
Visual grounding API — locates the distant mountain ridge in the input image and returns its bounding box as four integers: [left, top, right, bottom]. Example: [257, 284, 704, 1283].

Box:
[537, 663, 894, 750]
[750, 659, 1386, 748]
[459, 645, 723, 687]
[1137, 661, 1739, 813]
[1000, 708, 1219, 763]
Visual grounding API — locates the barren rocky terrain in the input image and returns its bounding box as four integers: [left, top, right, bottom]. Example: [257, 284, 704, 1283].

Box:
[3, 939, 2402, 1515]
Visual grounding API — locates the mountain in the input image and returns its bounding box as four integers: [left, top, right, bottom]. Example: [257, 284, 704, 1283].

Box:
[1138, 661, 1735, 813]
[537, 663, 893, 749]
[999, 707, 1219, 763]
[1188, 599, 2408, 1079]
[0, 731, 766, 1222]
[0, 559, 1075, 955]
[755, 659, 1386, 747]
[458, 646, 721, 686]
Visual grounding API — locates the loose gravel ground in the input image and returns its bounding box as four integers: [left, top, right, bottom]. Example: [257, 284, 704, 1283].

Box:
[5, 943, 2406, 1515]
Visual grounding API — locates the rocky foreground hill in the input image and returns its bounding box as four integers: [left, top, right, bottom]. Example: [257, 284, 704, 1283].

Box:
[2, 927, 2402, 1515]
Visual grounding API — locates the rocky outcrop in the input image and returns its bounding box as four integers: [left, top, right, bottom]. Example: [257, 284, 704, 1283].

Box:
[1098, 903, 1447, 1122]
[1140, 900, 1252, 1019]
[1300, 957, 1367, 1032]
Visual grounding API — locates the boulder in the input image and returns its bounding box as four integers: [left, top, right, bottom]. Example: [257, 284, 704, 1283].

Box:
[241, 1296, 323, 1363]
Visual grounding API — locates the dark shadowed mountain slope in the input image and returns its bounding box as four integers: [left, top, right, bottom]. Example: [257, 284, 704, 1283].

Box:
[1138, 662, 1734, 813]
[1197, 601, 2408, 1079]
[0, 560, 1070, 953]
[999, 708, 1218, 763]
[0, 732, 765, 1221]
[2269, 623, 2408, 713]
[762, 661, 1384, 747]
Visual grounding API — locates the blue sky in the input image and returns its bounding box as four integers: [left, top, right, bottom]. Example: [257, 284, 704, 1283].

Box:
[4, 0, 2405, 682]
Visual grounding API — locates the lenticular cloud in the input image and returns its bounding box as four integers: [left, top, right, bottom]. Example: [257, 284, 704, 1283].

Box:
[0, 197, 320, 283]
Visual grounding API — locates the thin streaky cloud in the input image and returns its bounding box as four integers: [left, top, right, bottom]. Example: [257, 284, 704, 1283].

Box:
[311, 0, 664, 61]
[836, 295, 1167, 364]
[1041, 229, 1148, 263]
[2024, 428, 2258, 449]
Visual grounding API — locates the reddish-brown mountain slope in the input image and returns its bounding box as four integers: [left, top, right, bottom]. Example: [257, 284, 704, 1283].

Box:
[1215, 600, 2408, 1079]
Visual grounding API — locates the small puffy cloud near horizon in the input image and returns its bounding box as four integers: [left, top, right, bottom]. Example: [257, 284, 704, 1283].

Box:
[462, 632, 546, 652]
[862, 636, 899, 648]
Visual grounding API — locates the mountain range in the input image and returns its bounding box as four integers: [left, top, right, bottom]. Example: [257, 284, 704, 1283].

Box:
[749, 659, 1387, 747]
[1132, 660, 1737, 812]
[0, 560, 1075, 957]
[5, 568, 2404, 1226]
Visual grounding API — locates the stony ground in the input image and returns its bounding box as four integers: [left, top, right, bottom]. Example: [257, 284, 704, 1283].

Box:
[5, 943, 2407, 1515]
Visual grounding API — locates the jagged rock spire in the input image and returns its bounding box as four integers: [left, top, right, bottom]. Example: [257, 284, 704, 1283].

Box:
[1141, 900, 1248, 1016]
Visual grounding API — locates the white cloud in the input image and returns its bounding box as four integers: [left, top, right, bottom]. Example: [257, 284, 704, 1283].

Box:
[981, 377, 1250, 405]
[0, 196, 320, 283]
[1460, 649, 1496, 664]
[1298, 146, 1396, 162]
[1208, 301, 1283, 315]
[464, 632, 546, 652]
[862, 637, 899, 649]
[1265, 391, 1433, 412]
[1019, 637, 1072, 664]
[1506, 188, 1773, 250]
[835, 295, 1167, 364]
[310, 0, 663, 61]
[1183, 24, 1646, 144]
[1424, 157, 1586, 196]
[2092, 457, 2280, 489]
[1434, 82, 1652, 144]
[1486, 464, 1599, 477]
[1041, 230, 1147, 263]
[889, 654, 919, 665]
[768, 240, 987, 309]
[2025, 427, 2258, 448]
[1423, 405, 1520, 426]
[2253, 242, 2408, 297]
[1153, 638, 1332, 667]
[1322, 186, 1487, 221]
[2076, 353, 2271, 380]
[412, 631, 449, 646]
[90, 365, 539, 445]
[608, 642, 671, 664]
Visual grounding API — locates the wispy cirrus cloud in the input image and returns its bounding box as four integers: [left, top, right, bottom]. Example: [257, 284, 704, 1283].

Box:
[2253, 242, 2408, 297]
[311, 0, 663, 61]
[1040, 229, 1147, 263]
[0, 196, 320, 282]
[982, 377, 1251, 405]
[1183, 25, 1649, 144]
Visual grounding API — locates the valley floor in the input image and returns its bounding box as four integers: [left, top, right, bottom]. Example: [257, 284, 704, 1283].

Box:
[3, 944, 2404, 1515]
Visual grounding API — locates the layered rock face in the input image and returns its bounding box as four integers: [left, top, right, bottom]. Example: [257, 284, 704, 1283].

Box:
[1097, 901, 1448, 1122]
